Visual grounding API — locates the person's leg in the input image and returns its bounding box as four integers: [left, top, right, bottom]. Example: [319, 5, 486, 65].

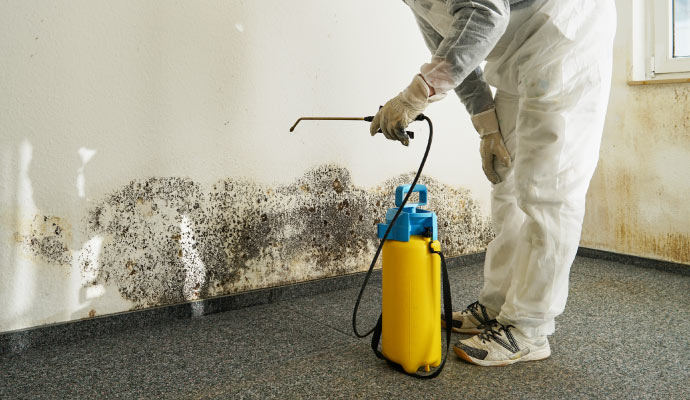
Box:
[477, 90, 523, 316]
[454, 0, 616, 365]
[443, 91, 523, 335]
[496, 1, 617, 339]
[473, 0, 546, 318]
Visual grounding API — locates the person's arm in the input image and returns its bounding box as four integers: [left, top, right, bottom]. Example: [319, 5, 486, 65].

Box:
[413, 9, 496, 115]
[420, 0, 509, 96]
[412, 7, 510, 184]
[454, 68, 495, 115]
[370, 0, 509, 147]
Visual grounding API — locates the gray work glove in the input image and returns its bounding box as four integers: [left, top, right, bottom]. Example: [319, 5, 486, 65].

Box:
[472, 108, 511, 184]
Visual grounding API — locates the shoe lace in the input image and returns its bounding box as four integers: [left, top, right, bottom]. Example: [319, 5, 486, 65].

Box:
[477, 321, 514, 344]
[467, 301, 480, 311]
[466, 301, 490, 324]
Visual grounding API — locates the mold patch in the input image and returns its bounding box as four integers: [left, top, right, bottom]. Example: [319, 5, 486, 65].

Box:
[15, 215, 73, 265]
[85, 177, 211, 308]
[18, 165, 492, 310]
[204, 165, 388, 296]
[199, 167, 491, 298]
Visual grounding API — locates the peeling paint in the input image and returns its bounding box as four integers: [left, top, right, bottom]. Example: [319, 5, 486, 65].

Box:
[17, 165, 492, 310]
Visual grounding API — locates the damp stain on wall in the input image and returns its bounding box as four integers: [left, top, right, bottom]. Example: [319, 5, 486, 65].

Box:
[582, 83, 690, 265]
[16, 164, 492, 309]
[614, 228, 690, 264]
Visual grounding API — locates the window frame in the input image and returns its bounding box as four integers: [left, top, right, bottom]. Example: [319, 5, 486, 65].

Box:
[652, 0, 690, 75]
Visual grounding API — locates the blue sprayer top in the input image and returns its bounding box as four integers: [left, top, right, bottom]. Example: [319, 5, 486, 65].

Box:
[377, 184, 438, 242]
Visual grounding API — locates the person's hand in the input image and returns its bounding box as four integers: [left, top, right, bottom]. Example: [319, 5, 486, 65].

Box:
[472, 108, 511, 184]
[480, 132, 511, 184]
[370, 75, 443, 146]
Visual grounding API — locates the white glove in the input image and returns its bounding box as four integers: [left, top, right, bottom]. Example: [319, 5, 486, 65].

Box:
[472, 108, 511, 184]
[370, 75, 444, 146]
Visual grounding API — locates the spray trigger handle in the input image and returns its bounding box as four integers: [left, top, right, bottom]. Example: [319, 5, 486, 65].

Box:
[364, 109, 417, 140]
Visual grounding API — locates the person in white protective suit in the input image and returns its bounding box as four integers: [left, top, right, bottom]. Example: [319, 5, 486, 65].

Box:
[370, 0, 616, 366]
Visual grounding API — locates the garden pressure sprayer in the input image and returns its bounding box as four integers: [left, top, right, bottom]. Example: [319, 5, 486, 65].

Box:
[289, 114, 453, 379]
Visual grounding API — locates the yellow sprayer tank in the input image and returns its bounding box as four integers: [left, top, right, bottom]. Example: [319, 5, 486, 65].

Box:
[376, 185, 442, 374]
[382, 235, 441, 374]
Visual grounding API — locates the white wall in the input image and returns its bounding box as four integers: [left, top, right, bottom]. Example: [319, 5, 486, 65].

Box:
[0, 1, 490, 333]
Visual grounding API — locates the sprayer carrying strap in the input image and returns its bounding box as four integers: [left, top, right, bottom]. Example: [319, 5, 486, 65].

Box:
[369, 245, 453, 379]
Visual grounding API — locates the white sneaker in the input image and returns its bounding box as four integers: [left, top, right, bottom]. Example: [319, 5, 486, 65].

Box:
[453, 321, 551, 367]
[441, 301, 496, 334]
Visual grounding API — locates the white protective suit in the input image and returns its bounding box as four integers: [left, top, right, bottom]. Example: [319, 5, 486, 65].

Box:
[406, 0, 617, 338]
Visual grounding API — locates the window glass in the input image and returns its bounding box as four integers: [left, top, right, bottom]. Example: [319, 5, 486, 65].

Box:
[674, 0, 690, 57]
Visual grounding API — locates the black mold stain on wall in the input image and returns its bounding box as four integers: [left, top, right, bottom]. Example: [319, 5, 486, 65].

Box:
[19, 165, 493, 309]
[15, 215, 73, 266]
[84, 177, 212, 307]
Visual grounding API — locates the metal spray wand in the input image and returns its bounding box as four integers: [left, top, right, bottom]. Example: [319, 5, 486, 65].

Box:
[289, 115, 415, 139]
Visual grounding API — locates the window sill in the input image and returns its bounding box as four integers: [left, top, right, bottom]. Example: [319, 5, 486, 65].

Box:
[627, 77, 690, 86]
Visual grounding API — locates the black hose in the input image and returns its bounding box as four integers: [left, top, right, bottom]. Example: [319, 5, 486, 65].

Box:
[352, 114, 433, 338]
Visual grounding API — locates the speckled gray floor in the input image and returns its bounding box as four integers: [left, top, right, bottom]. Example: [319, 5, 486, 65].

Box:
[1, 256, 689, 399]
